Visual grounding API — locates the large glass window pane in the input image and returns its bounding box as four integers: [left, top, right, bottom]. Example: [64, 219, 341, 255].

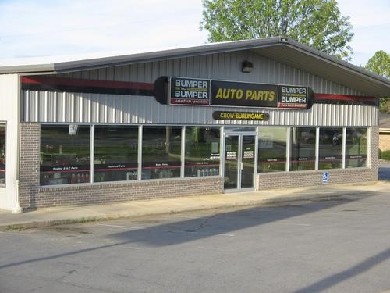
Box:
[319, 127, 342, 169]
[142, 126, 181, 179]
[0, 125, 5, 185]
[41, 125, 90, 185]
[346, 128, 367, 168]
[185, 127, 220, 177]
[258, 127, 287, 173]
[94, 126, 138, 182]
[290, 127, 316, 171]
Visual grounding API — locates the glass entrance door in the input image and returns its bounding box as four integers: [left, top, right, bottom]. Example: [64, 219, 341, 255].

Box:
[224, 134, 255, 190]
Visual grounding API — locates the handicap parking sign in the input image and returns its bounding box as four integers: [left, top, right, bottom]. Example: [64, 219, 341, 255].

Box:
[322, 172, 329, 184]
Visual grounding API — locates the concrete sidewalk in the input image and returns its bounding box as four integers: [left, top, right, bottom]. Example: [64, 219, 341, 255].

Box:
[1, 181, 389, 230]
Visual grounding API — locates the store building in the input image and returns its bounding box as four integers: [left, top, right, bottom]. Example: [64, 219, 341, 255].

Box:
[379, 113, 390, 152]
[0, 37, 389, 212]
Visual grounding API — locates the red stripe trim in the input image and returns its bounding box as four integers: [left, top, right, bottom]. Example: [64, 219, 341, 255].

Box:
[41, 169, 90, 173]
[22, 76, 154, 91]
[21, 76, 377, 104]
[314, 93, 375, 102]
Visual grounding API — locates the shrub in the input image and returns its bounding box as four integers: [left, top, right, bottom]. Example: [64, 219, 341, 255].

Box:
[380, 150, 390, 160]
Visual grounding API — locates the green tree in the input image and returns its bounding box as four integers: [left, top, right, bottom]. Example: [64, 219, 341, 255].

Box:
[365, 51, 390, 79]
[201, 0, 354, 60]
[365, 50, 390, 112]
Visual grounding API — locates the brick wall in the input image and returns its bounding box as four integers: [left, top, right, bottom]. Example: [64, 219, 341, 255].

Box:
[19, 123, 41, 209]
[34, 177, 223, 208]
[257, 168, 377, 190]
[372, 127, 379, 173]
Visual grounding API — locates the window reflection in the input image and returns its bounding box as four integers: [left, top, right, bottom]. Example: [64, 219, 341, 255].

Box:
[346, 128, 367, 168]
[0, 125, 5, 185]
[38, 124, 369, 185]
[290, 127, 316, 171]
[258, 127, 287, 173]
[185, 127, 220, 177]
[40, 125, 90, 185]
[142, 127, 181, 179]
[319, 128, 342, 169]
[94, 126, 138, 182]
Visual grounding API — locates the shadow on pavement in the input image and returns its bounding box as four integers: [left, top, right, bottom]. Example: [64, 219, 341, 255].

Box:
[109, 189, 374, 247]
[294, 246, 390, 293]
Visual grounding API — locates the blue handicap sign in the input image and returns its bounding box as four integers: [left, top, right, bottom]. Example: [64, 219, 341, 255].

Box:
[322, 171, 329, 184]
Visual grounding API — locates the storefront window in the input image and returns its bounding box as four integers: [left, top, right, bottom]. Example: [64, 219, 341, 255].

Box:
[290, 127, 316, 171]
[94, 126, 138, 182]
[319, 127, 342, 169]
[185, 127, 220, 177]
[142, 126, 182, 179]
[41, 125, 90, 185]
[346, 128, 367, 168]
[0, 125, 5, 185]
[258, 127, 287, 173]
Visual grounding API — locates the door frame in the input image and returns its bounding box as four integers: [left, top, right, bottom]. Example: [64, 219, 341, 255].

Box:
[222, 129, 258, 191]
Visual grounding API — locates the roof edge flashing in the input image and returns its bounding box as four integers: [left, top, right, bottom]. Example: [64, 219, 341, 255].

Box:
[52, 37, 286, 73]
[0, 64, 56, 75]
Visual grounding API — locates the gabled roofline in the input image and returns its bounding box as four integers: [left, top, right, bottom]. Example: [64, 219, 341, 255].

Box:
[0, 37, 389, 96]
[0, 37, 284, 74]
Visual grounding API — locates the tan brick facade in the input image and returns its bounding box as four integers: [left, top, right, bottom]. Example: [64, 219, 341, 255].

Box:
[34, 177, 223, 209]
[19, 123, 41, 209]
[257, 168, 377, 190]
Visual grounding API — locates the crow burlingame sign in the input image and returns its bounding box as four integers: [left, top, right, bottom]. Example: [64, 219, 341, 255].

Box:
[213, 111, 270, 121]
[154, 76, 313, 109]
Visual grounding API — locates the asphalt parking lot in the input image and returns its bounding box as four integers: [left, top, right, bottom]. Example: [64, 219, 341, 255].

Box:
[1, 185, 390, 293]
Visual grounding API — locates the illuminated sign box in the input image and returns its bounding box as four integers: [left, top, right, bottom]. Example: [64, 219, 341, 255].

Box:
[170, 77, 211, 105]
[278, 85, 312, 109]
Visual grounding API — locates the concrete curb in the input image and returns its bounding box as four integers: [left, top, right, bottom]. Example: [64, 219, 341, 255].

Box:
[0, 192, 346, 231]
[1, 180, 388, 231]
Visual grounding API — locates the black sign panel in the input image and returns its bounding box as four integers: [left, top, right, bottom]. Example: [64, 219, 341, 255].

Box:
[154, 76, 169, 104]
[154, 76, 314, 109]
[40, 165, 90, 172]
[211, 80, 277, 108]
[170, 77, 211, 105]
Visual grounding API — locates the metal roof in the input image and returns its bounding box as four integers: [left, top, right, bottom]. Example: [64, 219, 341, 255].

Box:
[0, 37, 389, 97]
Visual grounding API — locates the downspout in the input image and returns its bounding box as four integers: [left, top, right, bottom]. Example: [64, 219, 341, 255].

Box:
[12, 74, 22, 213]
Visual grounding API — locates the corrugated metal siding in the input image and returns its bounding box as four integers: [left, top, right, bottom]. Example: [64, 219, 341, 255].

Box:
[59, 51, 366, 96]
[22, 50, 377, 126]
[23, 90, 378, 127]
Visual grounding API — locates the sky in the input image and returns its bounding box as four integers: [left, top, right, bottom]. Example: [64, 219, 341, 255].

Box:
[0, 0, 388, 67]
